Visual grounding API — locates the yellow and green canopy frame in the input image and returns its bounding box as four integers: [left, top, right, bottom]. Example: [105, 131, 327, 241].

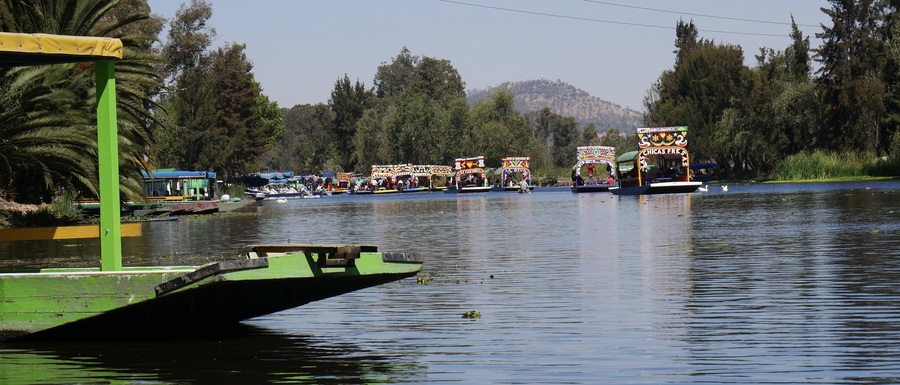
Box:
[0, 32, 125, 271]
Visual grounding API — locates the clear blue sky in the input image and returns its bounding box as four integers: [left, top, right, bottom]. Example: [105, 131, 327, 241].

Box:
[146, 0, 833, 112]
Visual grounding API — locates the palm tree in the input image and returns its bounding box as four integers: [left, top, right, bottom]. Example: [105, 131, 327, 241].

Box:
[0, 0, 164, 203]
[0, 64, 98, 202]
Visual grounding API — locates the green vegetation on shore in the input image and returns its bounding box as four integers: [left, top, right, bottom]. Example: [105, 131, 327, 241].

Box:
[0, 193, 82, 229]
[773, 150, 900, 182]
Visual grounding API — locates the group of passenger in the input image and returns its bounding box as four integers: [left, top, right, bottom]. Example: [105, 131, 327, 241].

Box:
[573, 163, 616, 186]
[503, 174, 531, 190]
[618, 160, 686, 185]
[354, 176, 421, 191]
[461, 174, 486, 187]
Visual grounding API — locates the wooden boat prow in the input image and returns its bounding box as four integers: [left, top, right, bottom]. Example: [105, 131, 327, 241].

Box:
[1, 244, 422, 341]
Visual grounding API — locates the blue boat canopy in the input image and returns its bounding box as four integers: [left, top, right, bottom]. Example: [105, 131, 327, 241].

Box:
[141, 169, 216, 180]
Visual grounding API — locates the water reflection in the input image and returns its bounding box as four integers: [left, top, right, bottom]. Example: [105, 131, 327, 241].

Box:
[685, 185, 900, 383]
[1, 325, 420, 385]
[4, 184, 900, 383]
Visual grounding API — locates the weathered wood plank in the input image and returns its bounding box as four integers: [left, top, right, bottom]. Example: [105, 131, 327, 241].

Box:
[252, 244, 377, 257]
[154, 258, 269, 296]
[0, 223, 141, 241]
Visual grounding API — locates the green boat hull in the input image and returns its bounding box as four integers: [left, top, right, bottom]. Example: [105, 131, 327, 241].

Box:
[0, 245, 422, 341]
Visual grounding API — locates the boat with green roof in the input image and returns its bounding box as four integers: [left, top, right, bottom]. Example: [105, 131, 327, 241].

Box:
[610, 126, 701, 195]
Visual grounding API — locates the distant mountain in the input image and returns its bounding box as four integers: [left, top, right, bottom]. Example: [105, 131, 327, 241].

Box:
[466, 79, 643, 130]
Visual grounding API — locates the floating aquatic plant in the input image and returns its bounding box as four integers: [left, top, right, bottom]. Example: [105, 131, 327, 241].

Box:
[462, 310, 481, 319]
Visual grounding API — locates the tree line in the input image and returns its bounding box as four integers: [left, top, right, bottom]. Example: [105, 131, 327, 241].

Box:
[1, 0, 898, 204]
[645, 2, 900, 178]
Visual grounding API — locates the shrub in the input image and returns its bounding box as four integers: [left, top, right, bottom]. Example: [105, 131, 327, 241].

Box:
[773, 150, 896, 180]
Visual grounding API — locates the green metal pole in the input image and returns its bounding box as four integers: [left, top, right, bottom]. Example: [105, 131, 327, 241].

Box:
[96, 60, 122, 271]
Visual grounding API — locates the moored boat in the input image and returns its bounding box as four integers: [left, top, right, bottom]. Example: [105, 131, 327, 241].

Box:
[394, 164, 427, 193]
[690, 162, 716, 182]
[244, 183, 312, 200]
[571, 146, 618, 193]
[609, 126, 702, 196]
[445, 156, 492, 193]
[333, 172, 353, 194]
[368, 165, 400, 195]
[0, 32, 423, 341]
[0, 244, 422, 341]
[493, 157, 534, 192]
[422, 164, 453, 191]
[141, 168, 217, 201]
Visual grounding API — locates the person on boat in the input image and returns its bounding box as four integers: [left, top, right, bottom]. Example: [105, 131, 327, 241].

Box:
[587, 163, 594, 181]
[519, 175, 529, 193]
[606, 174, 615, 185]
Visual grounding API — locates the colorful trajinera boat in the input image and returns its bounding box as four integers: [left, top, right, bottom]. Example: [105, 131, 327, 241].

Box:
[571, 146, 618, 193]
[493, 157, 534, 193]
[399, 165, 455, 192]
[445, 156, 492, 193]
[393, 164, 427, 193]
[333, 172, 353, 194]
[0, 32, 423, 341]
[609, 126, 702, 195]
[422, 164, 453, 191]
[368, 165, 400, 194]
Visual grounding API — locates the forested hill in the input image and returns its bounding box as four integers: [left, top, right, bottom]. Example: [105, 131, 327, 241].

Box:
[466, 79, 643, 130]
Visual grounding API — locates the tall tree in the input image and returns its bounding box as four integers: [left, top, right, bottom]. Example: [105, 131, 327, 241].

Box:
[387, 54, 467, 164]
[344, 48, 469, 169]
[373, 47, 418, 99]
[880, 1, 900, 158]
[261, 104, 335, 173]
[551, 115, 579, 167]
[156, 2, 280, 180]
[329, 75, 374, 171]
[786, 16, 812, 82]
[352, 107, 392, 172]
[469, 89, 529, 166]
[161, 0, 214, 84]
[598, 128, 632, 152]
[410, 56, 465, 102]
[582, 123, 599, 146]
[815, 0, 889, 153]
[390, 92, 442, 164]
[206, 43, 275, 178]
[153, 0, 216, 170]
[644, 20, 751, 166]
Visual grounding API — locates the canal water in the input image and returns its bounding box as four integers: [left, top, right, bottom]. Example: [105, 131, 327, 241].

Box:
[3, 181, 900, 384]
